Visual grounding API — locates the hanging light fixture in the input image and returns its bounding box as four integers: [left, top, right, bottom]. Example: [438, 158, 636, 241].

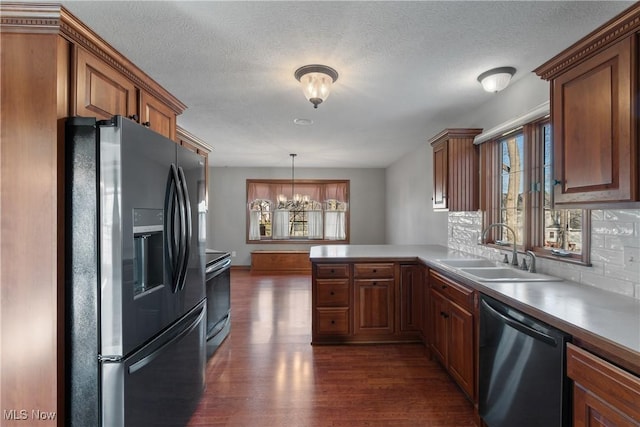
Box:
[277, 153, 309, 209]
[294, 64, 339, 108]
[477, 67, 516, 93]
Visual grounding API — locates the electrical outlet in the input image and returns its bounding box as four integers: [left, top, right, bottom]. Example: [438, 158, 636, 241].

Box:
[231, 251, 237, 257]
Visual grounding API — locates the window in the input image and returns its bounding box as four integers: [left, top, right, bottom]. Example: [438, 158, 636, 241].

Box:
[246, 179, 349, 243]
[540, 123, 585, 254]
[481, 119, 588, 264]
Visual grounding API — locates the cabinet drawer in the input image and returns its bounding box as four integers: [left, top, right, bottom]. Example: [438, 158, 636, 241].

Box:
[353, 263, 394, 278]
[429, 270, 474, 310]
[316, 279, 349, 307]
[316, 308, 349, 335]
[316, 264, 350, 278]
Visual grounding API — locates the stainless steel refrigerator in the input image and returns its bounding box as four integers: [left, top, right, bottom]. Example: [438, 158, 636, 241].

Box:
[65, 116, 207, 426]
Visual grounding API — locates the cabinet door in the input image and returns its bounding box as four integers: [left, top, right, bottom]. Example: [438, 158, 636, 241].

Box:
[140, 90, 176, 140]
[573, 385, 640, 427]
[429, 288, 448, 366]
[354, 279, 394, 336]
[447, 301, 474, 399]
[552, 36, 636, 204]
[399, 264, 421, 334]
[75, 47, 137, 119]
[432, 141, 448, 210]
[567, 343, 640, 427]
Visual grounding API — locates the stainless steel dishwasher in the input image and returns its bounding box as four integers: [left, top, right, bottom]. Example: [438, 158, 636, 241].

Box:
[479, 294, 571, 427]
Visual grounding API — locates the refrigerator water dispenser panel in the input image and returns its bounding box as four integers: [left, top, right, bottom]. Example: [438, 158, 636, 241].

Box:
[133, 208, 164, 297]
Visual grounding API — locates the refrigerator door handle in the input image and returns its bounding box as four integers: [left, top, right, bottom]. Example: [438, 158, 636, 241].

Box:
[127, 305, 205, 375]
[177, 166, 192, 291]
[165, 164, 185, 293]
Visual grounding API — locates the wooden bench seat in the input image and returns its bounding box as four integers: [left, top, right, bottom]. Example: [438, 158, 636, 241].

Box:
[251, 250, 311, 274]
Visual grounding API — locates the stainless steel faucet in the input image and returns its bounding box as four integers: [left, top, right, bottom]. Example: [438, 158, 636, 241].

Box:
[480, 223, 519, 267]
[525, 250, 537, 273]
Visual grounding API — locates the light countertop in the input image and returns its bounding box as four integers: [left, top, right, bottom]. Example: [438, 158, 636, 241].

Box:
[310, 244, 640, 373]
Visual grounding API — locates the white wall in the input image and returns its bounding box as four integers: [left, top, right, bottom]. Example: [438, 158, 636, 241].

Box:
[385, 72, 548, 245]
[385, 142, 448, 245]
[207, 167, 385, 265]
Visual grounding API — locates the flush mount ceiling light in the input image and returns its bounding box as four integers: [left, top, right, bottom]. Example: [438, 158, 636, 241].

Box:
[477, 67, 516, 93]
[294, 64, 339, 109]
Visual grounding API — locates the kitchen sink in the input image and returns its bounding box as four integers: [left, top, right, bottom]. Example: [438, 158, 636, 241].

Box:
[459, 267, 560, 282]
[438, 258, 497, 268]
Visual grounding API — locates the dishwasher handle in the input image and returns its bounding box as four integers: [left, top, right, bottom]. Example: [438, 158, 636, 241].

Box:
[481, 299, 558, 347]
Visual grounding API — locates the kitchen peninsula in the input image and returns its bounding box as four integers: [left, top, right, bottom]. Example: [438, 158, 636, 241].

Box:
[311, 244, 640, 424]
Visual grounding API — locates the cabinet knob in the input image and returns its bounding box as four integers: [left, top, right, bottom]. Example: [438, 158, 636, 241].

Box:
[372, 269, 377, 273]
[373, 282, 377, 286]
[331, 320, 335, 324]
[330, 291, 335, 296]
[142, 121, 151, 127]
[330, 269, 335, 273]
[127, 114, 139, 122]
[553, 179, 563, 186]
[441, 285, 447, 290]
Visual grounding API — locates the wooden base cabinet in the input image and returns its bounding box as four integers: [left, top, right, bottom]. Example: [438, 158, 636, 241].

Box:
[567, 344, 640, 426]
[312, 264, 351, 342]
[311, 261, 423, 344]
[353, 263, 395, 339]
[399, 264, 423, 336]
[428, 270, 476, 400]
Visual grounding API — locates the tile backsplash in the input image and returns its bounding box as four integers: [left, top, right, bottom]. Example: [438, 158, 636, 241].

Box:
[448, 210, 640, 300]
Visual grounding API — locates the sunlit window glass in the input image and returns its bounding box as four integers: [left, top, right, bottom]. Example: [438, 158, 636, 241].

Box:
[542, 123, 582, 254]
[499, 132, 524, 246]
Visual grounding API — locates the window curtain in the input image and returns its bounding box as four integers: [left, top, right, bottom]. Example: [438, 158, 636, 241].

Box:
[307, 210, 323, 239]
[248, 210, 261, 240]
[272, 209, 290, 239]
[324, 211, 346, 240]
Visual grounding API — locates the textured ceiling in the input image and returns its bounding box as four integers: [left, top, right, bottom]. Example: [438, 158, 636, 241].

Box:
[58, 1, 633, 168]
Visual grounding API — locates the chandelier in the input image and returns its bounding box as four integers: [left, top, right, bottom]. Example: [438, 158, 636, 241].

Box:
[277, 153, 309, 210]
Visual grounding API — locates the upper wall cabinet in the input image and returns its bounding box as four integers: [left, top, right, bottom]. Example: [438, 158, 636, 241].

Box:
[76, 46, 138, 120]
[535, 4, 640, 206]
[429, 128, 483, 212]
[140, 90, 177, 141]
[66, 10, 186, 140]
[177, 126, 212, 211]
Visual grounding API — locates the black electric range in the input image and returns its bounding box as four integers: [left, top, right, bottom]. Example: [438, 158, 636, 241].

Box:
[204, 249, 231, 357]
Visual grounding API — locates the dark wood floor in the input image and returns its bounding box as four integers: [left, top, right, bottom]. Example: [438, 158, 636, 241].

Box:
[187, 270, 475, 426]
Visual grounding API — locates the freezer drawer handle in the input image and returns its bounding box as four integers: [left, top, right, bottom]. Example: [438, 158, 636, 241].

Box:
[128, 306, 205, 375]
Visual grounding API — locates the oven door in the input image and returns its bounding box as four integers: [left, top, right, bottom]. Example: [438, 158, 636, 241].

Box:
[205, 257, 231, 356]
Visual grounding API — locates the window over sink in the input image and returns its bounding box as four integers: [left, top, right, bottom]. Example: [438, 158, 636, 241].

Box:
[480, 118, 589, 264]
